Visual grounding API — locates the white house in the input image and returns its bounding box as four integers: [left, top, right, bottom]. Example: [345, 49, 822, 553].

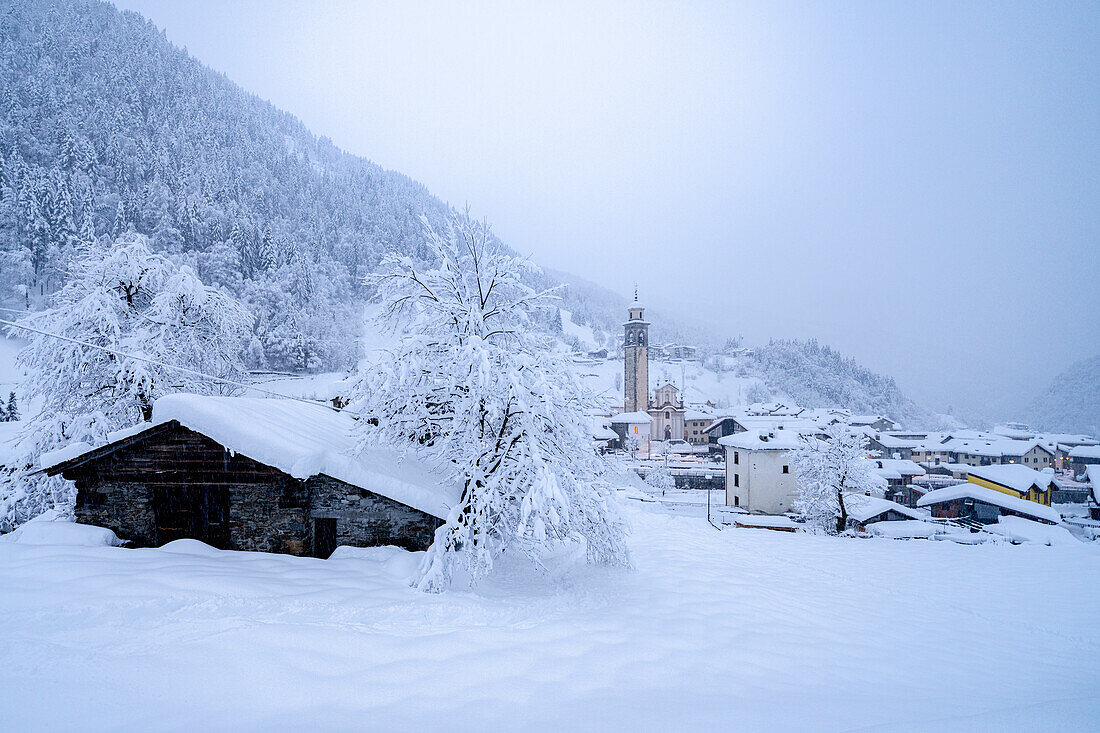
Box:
[610, 411, 653, 454]
[719, 429, 803, 514]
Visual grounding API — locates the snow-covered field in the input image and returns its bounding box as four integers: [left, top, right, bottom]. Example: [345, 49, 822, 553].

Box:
[2, 501, 1098, 732]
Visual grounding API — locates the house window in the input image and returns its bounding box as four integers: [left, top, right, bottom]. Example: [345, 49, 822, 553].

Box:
[734, 451, 739, 465]
[782, 465, 789, 473]
[734, 495, 740, 507]
[734, 474, 740, 487]
[665, 411, 670, 419]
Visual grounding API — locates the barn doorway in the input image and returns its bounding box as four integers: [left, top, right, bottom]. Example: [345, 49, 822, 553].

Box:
[313, 518, 338, 559]
[152, 486, 230, 549]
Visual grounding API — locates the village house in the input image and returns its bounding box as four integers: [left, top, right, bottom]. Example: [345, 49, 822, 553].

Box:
[1069, 445, 1100, 477]
[846, 495, 926, 531]
[41, 395, 451, 558]
[917, 483, 1060, 525]
[683, 409, 712, 446]
[848, 415, 899, 432]
[609, 411, 653, 454]
[719, 429, 803, 514]
[964, 464, 1057, 506]
[864, 431, 931, 460]
[869, 458, 926, 504]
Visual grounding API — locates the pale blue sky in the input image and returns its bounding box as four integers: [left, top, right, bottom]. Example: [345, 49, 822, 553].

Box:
[113, 0, 1099, 419]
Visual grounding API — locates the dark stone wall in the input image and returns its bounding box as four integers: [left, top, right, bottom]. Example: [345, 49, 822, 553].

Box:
[75, 480, 156, 547]
[307, 474, 443, 552]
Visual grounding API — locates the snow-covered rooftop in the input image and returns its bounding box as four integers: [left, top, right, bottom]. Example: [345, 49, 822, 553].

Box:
[1070, 445, 1100, 460]
[846, 495, 926, 523]
[916, 484, 1060, 524]
[42, 394, 458, 519]
[719, 429, 804, 451]
[610, 411, 653, 424]
[967, 464, 1058, 495]
[872, 459, 926, 477]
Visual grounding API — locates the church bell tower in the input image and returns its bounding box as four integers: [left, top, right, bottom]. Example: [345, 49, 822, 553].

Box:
[623, 291, 649, 413]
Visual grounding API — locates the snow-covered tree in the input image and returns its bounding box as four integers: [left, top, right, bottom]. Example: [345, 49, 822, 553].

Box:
[349, 210, 630, 592]
[0, 234, 252, 528]
[623, 435, 641, 459]
[788, 424, 883, 534]
[4, 392, 17, 423]
[645, 465, 675, 494]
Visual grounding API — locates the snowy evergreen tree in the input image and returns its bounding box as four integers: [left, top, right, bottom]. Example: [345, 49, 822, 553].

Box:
[5, 392, 17, 422]
[0, 234, 252, 528]
[349, 210, 630, 592]
[788, 424, 883, 534]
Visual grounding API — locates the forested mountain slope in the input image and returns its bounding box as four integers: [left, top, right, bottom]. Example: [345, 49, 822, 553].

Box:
[0, 0, 486, 369]
[0, 0, 934, 425]
[1023, 355, 1100, 437]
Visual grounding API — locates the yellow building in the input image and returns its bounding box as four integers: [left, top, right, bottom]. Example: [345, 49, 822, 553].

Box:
[966, 464, 1057, 507]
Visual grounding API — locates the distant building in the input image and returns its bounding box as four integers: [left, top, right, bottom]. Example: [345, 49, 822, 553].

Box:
[719, 429, 803, 514]
[846, 496, 926, 531]
[869, 459, 926, 504]
[1070, 445, 1100, 477]
[664, 344, 697, 361]
[917, 484, 1060, 525]
[609, 411, 653, 454]
[966, 464, 1057, 507]
[848, 415, 898, 432]
[683, 410, 712, 446]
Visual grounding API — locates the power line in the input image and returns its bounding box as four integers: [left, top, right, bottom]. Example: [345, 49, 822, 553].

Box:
[0, 317, 357, 415]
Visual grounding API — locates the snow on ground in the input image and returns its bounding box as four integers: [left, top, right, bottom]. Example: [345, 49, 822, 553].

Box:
[1, 501, 1098, 731]
[560, 308, 600, 351]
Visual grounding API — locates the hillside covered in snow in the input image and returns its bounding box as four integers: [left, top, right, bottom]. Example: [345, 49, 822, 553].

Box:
[1023, 355, 1100, 437]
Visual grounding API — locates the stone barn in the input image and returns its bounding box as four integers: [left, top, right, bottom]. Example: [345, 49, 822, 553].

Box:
[43, 395, 451, 558]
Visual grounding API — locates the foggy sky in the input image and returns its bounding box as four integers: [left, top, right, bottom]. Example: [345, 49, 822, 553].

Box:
[113, 0, 1100, 420]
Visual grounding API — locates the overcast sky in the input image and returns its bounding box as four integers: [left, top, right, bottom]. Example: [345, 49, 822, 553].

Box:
[114, 0, 1099, 419]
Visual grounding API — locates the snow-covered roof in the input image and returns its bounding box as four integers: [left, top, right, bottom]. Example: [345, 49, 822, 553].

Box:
[865, 431, 925, 449]
[719, 429, 804, 451]
[1070, 445, 1100, 460]
[967, 464, 1058, 495]
[590, 417, 618, 441]
[610, 411, 653, 424]
[872, 459, 926, 477]
[849, 415, 895, 427]
[923, 463, 973, 474]
[916, 484, 1060, 524]
[683, 409, 711, 421]
[992, 423, 1035, 440]
[846, 495, 926, 523]
[42, 395, 458, 519]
